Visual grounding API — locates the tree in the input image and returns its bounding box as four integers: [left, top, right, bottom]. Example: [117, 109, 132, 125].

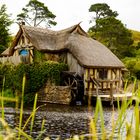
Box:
[89, 3, 118, 21]
[17, 0, 57, 27]
[89, 3, 118, 34]
[88, 3, 134, 59]
[0, 4, 13, 54]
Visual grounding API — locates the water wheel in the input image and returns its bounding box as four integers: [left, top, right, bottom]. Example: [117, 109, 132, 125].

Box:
[61, 71, 84, 104]
[64, 75, 78, 100]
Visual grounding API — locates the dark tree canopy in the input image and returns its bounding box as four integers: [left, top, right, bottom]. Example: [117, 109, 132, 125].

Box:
[17, 0, 57, 27]
[0, 4, 13, 54]
[88, 3, 135, 59]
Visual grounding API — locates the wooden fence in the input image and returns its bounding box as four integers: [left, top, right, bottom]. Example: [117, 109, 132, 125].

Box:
[0, 56, 21, 65]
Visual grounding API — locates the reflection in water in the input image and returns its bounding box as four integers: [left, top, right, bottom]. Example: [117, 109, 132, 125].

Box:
[1, 104, 133, 139]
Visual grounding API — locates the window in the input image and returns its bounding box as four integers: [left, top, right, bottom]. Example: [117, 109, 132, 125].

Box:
[19, 49, 29, 63]
[98, 69, 107, 79]
[19, 49, 29, 56]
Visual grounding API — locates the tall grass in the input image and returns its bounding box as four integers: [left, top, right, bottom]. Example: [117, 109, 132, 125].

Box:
[0, 75, 46, 140]
[0, 76, 140, 140]
[1, 76, 5, 120]
[86, 79, 140, 140]
[30, 93, 38, 134]
[18, 74, 26, 139]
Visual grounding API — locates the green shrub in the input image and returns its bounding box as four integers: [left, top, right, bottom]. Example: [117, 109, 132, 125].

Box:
[0, 89, 15, 107]
[0, 61, 68, 104]
[33, 50, 46, 62]
[123, 57, 140, 79]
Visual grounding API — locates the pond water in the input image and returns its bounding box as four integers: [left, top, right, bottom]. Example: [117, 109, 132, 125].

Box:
[1, 103, 133, 140]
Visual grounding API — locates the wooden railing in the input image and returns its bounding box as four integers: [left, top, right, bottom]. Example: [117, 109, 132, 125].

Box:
[85, 77, 121, 97]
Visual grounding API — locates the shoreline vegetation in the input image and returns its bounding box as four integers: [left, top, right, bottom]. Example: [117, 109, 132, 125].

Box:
[0, 76, 140, 139]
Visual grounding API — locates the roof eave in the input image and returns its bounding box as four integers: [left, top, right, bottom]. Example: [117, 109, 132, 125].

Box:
[82, 65, 125, 69]
[39, 48, 68, 53]
[10, 26, 23, 55]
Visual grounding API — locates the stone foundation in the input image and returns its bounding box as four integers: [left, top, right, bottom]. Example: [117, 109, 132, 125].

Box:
[38, 86, 71, 104]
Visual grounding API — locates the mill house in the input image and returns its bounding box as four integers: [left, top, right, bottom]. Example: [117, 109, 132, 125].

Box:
[1, 23, 131, 104]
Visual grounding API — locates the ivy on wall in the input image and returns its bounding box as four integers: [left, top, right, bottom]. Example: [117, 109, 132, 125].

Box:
[33, 50, 46, 62]
[0, 61, 68, 103]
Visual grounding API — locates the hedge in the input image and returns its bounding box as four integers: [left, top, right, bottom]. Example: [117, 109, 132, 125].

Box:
[0, 61, 68, 103]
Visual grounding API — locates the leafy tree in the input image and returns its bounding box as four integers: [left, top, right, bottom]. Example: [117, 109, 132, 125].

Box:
[123, 57, 140, 79]
[17, 0, 57, 27]
[135, 42, 140, 50]
[88, 3, 134, 59]
[89, 3, 118, 34]
[89, 3, 118, 21]
[0, 4, 13, 54]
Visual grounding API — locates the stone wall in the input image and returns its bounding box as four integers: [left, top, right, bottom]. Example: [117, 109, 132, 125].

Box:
[38, 86, 71, 105]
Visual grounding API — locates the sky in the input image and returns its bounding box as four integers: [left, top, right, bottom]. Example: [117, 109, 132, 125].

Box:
[1, 0, 140, 35]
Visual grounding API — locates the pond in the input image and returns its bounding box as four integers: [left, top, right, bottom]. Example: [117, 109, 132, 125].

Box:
[1, 103, 133, 140]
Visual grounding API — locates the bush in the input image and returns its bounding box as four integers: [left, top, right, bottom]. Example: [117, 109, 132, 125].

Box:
[0, 61, 68, 104]
[123, 57, 140, 79]
[0, 89, 15, 107]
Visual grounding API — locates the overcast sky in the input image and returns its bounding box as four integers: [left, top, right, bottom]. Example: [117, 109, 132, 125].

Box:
[1, 0, 140, 35]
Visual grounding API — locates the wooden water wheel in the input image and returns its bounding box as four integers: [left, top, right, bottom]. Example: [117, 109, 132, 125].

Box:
[61, 71, 84, 104]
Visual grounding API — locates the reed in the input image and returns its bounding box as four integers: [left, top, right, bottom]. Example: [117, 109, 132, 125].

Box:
[85, 78, 140, 140]
[0, 79, 19, 139]
[30, 93, 38, 134]
[18, 74, 26, 139]
[36, 119, 46, 140]
[1, 76, 5, 120]
[0, 76, 140, 140]
[41, 119, 46, 132]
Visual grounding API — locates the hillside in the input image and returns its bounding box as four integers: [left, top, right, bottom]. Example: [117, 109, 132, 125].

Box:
[130, 29, 140, 46]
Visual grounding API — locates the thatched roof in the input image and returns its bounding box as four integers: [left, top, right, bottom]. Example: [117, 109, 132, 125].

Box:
[1, 23, 125, 68]
[21, 23, 88, 52]
[66, 34, 124, 68]
[1, 47, 11, 56]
